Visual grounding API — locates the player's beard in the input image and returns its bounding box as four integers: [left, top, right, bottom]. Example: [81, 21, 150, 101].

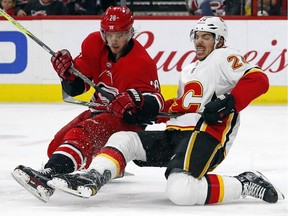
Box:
[109, 45, 121, 54]
[108, 42, 128, 59]
[108, 45, 124, 61]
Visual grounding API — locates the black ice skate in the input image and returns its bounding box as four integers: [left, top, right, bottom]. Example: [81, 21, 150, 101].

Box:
[47, 169, 111, 198]
[235, 171, 285, 203]
[11, 165, 56, 202]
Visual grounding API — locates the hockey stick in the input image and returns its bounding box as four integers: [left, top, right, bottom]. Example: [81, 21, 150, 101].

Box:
[62, 90, 180, 118]
[0, 8, 114, 101]
[62, 90, 105, 110]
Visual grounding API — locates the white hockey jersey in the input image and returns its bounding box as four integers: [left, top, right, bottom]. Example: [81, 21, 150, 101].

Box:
[165, 47, 259, 153]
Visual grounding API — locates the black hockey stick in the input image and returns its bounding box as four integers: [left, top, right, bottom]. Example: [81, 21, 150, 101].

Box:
[0, 8, 114, 101]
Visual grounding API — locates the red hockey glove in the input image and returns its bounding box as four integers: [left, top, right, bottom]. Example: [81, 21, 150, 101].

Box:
[156, 98, 175, 123]
[51, 49, 75, 81]
[202, 93, 235, 125]
[107, 89, 144, 118]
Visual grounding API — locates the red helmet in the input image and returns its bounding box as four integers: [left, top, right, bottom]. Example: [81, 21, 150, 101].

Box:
[101, 6, 134, 33]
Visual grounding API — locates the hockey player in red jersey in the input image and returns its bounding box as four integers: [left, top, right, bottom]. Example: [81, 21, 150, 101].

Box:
[47, 16, 284, 204]
[11, 6, 164, 202]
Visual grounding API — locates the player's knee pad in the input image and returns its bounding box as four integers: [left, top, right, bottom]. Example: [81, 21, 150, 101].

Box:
[166, 170, 207, 205]
[106, 131, 146, 162]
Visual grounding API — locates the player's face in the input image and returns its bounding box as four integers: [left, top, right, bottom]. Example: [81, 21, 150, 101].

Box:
[193, 31, 215, 61]
[106, 31, 129, 55]
[1, 0, 15, 10]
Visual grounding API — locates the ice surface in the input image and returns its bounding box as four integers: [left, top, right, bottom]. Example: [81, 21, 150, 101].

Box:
[0, 103, 287, 216]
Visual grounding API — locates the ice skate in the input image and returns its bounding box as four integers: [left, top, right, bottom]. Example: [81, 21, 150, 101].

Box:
[235, 171, 285, 203]
[11, 165, 55, 202]
[48, 169, 111, 198]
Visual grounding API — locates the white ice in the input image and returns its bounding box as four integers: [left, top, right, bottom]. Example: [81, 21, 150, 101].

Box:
[0, 103, 287, 216]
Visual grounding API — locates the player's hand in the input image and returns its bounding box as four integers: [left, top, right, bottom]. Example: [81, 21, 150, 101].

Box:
[156, 98, 174, 124]
[107, 89, 144, 119]
[202, 93, 235, 125]
[51, 49, 75, 81]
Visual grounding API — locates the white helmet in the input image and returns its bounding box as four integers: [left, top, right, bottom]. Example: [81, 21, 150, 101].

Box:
[190, 16, 228, 45]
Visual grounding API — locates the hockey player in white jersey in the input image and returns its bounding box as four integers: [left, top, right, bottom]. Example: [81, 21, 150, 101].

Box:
[47, 16, 284, 205]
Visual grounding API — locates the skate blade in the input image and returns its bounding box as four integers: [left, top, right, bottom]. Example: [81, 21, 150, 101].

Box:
[47, 178, 94, 199]
[11, 169, 50, 203]
[114, 171, 134, 179]
[256, 171, 285, 200]
[123, 171, 134, 176]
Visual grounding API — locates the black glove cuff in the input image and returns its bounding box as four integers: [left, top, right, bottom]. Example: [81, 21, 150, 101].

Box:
[126, 89, 144, 108]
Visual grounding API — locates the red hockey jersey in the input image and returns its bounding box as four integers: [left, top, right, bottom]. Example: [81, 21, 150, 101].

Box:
[73, 31, 161, 106]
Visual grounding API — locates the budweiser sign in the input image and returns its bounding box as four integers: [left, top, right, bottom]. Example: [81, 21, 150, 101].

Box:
[0, 19, 286, 86]
[135, 32, 287, 74]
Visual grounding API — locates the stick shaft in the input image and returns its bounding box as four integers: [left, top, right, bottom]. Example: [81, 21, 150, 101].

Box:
[62, 90, 180, 118]
[0, 8, 55, 55]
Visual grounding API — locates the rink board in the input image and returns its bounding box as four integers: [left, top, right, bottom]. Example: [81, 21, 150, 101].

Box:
[0, 84, 286, 104]
[0, 17, 287, 104]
